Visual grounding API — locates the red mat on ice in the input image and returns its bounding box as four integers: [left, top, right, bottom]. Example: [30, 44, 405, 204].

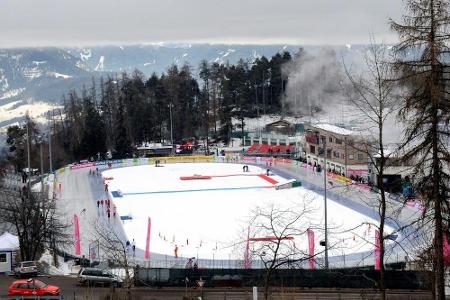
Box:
[258, 174, 278, 185]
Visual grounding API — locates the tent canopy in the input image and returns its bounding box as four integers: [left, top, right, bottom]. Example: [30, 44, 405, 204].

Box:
[0, 232, 19, 251]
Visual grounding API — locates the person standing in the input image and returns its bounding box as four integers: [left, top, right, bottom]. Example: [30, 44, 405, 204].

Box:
[132, 239, 136, 257]
[174, 245, 179, 258]
[106, 207, 111, 219]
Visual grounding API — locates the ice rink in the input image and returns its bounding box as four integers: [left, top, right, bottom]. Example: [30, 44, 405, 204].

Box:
[100, 162, 393, 262]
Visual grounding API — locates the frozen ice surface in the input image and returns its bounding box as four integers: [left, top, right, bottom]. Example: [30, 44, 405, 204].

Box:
[101, 163, 393, 261]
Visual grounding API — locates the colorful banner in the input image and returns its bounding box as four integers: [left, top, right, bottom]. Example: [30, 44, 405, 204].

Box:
[70, 162, 95, 170]
[307, 228, 315, 270]
[145, 217, 152, 260]
[375, 229, 380, 270]
[244, 226, 250, 269]
[443, 232, 450, 266]
[74, 214, 81, 256]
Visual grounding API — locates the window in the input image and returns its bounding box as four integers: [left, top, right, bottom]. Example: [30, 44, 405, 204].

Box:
[358, 154, 364, 160]
[335, 139, 342, 145]
[0, 253, 6, 263]
[309, 145, 315, 154]
[341, 154, 345, 159]
[348, 154, 354, 160]
[16, 283, 28, 289]
[333, 151, 340, 158]
[329, 137, 333, 143]
[34, 280, 47, 289]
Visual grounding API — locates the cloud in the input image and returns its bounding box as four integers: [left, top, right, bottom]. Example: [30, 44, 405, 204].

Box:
[0, 0, 403, 48]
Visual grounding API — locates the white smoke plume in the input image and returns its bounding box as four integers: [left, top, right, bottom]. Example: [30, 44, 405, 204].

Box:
[282, 47, 347, 120]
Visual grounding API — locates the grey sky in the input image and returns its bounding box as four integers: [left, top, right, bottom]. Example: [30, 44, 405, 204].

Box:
[0, 0, 403, 48]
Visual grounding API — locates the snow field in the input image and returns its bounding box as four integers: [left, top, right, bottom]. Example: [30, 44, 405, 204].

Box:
[101, 163, 393, 262]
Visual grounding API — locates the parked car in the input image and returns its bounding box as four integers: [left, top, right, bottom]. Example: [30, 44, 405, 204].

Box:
[14, 261, 38, 278]
[78, 268, 123, 287]
[8, 278, 60, 296]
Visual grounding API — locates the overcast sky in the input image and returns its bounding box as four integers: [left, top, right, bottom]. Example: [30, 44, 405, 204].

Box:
[0, 0, 404, 48]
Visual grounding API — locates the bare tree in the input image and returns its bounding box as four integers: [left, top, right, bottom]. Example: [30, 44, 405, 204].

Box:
[344, 39, 398, 300]
[93, 221, 133, 299]
[245, 199, 317, 300]
[390, 0, 450, 298]
[0, 185, 71, 262]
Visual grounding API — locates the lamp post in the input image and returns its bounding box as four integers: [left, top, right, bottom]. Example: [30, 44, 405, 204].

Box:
[168, 103, 174, 155]
[48, 127, 53, 174]
[25, 115, 31, 198]
[322, 138, 329, 269]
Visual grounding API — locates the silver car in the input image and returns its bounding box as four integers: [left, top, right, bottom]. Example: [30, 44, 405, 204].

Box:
[78, 268, 123, 287]
[14, 261, 38, 278]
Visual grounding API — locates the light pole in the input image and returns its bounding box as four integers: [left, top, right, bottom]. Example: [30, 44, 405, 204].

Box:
[168, 103, 174, 155]
[25, 115, 31, 198]
[322, 138, 329, 269]
[49, 125, 53, 174]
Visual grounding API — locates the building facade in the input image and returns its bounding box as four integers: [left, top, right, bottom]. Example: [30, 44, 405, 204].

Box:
[304, 123, 369, 177]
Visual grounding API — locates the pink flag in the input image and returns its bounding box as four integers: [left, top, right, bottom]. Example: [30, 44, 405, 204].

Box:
[307, 228, 315, 270]
[244, 226, 250, 269]
[145, 217, 152, 260]
[74, 214, 81, 256]
[443, 232, 450, 266]
[375, 229, 380, 270]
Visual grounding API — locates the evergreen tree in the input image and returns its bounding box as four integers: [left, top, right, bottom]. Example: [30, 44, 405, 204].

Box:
[113, 94, 133, 158]
[80, 88, 106, 160]
[391, 1, 450, 298]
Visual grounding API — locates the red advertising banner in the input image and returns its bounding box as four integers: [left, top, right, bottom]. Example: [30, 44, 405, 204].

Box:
[145, 217, 152, 260]
[74, 214, 81, 256]
[443, 232, 450, 266]
[307, 228, 315, 270]
[375, 229, 380, 270]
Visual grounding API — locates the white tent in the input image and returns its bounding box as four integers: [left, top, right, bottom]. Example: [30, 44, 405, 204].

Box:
[0, 232, 19, 273]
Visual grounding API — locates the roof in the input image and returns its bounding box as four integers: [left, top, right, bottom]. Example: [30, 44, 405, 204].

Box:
[312, 123, 355, 136]
[0, 232, 19, 251]
[265, 119, 293, 127]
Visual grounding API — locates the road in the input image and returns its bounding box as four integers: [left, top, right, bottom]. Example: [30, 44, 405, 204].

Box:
[0, 274, 432, 300]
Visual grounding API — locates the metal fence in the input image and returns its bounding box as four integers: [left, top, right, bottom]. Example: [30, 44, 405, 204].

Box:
[134, 267, 432, 290]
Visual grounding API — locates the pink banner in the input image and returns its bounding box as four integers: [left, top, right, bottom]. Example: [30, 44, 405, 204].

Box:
[70, 162, 95, 170]
[244, 226, 250, 269]
[307, 228, 315, 270]
[347, 169, 368, 176]
[145, 217, 151, 260]
[375, 229, 380, 270]
[443, 232, 450, 266]
[74, 214, 81, 256]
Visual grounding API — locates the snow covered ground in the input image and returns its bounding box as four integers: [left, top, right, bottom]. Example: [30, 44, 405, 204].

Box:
[101, 163, 393, 263]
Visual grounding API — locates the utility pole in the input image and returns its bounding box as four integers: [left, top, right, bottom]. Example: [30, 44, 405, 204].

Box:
[168, 103, 174, 155]
[40, 142, 44, 177]
[49, 107, 54, 173]
[25, 115, 31, 198]
[323, 137, 329, 269]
